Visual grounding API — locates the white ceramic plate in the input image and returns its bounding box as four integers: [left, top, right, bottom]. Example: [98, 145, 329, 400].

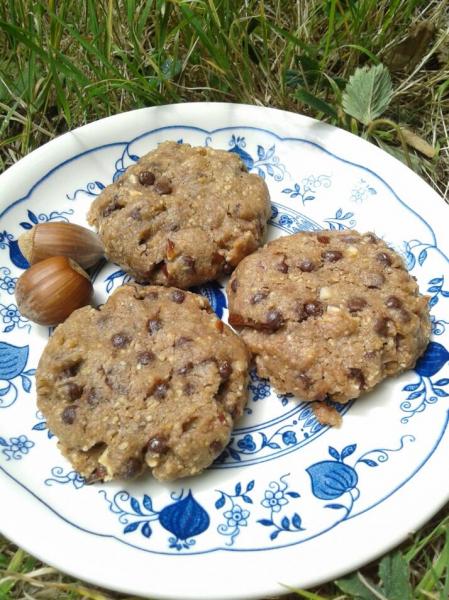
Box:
[1, 103, 449, 600]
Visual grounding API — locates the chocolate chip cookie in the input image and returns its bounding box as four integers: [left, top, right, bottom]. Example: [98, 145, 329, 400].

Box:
[36, 284, 250, 481]
[87, 141, 271, 288]
[227, 230, 430, 404]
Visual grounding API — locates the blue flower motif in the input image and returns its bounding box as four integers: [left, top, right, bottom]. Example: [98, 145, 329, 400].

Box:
[0, 303, 30, 333]
[0, 434, 35, 460]
[237, 434, 256, 452]
[224, 504, 250, 528]
[0, 268, 17, 295]
[282, 430, 297, 445]
[261, 487, 288, 512]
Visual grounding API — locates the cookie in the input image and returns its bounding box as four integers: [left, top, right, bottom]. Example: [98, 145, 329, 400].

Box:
[36, 284, 250, 481]
[227, 230, 430, 404]
[87, 141, 271, 288]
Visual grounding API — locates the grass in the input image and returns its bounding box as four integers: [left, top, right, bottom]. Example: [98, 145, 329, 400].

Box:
[0, 1, 448, 598]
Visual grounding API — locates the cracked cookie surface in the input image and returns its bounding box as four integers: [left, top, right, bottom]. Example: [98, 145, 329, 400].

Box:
[227, 230, 430, 404]
[36, 284, 249, 481]
[87, 141, 271, 288]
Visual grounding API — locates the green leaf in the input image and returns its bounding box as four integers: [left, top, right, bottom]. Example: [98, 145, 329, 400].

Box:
[342, 63, 393, 125]
[335, 573, 382, 599]
[379, 553, 412, 600]
[294, 88, 337, 119]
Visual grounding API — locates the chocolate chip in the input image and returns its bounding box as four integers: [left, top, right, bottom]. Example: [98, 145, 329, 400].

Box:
[102, 200, 122, 217]
[276, 258, 289, 273]
[304, 301, 324, 317]
[171, 290, 185, 304]
[178, 362, 193, 375]
[66, 383, 83, 401]
[129, 208, 142, 221]
[60, 362, 82, 379]
[62, 406, 77, 425]
[183, 383, 195, 396]
[154, 177, 172, 195]
[400, 309, 411, 323]
[87, 388, 100, 406]
[231, 278, 238, 293]
[349, 368, 366, 389]
[181, 255, 196, 272]
[147, 436, 168, 454]
[322, 250, 343, 262]
[218, 360, 232, 380]
[347, 297, 367, 313]
[375, 317, 390, 336]
[298, 259, 315, 272]
[317, 234, 330, 244]
[223, 262, 233, 275]
[174, 336, 192, 347]
[154, 383, 168, 399]
[298, 373, 312, 389]
[250, 290, 269, 304]
[119, 457, 143, 479]
[266, 309, 284, 330]
[385, 295, 402, 309]
[137, 351, 155, 365]
[210, 440, 223, 454]
[111, 333, 131, 348]
[138, 170, 155, 186]
[147, 319, 162, 334]
[376, 252, 392, 266]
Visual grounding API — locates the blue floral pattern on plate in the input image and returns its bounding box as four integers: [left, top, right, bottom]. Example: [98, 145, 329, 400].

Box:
[0, 119, 448, 571]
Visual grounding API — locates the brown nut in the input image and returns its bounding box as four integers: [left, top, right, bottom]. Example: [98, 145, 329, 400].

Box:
[15, 256, 93, 326]
[18, 222, 104, 269]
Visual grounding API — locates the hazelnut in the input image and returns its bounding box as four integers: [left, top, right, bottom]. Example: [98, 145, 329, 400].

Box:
[15, 256, 93, 326]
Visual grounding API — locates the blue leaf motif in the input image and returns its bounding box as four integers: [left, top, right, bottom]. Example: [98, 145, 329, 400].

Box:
[341, 444, 357, 460]
[292, 513, 302, 529]
[328, 446, 340, 461]
[20, 222, 33, 230]
[241, 495, 253, 504]
[442, 291, 449, 298]
[24, 368, 36, 375]
[215, 495, 225, 509]
[434, 388, 448, 397]
[32, 422, 47, 431]
[415, 342, 449, 377]
[0, 343, 29, 380]
[27, 210, 38, 224]
[123, 521, 139, 534]
[403, 382, 420, 392]
[307, 460, 358, 500]
[130, 497, 143, 515]
[325, 503, 346, 509]
[159, 490, 210, 540]
[266, 145, 275, 160]
[270, 530, 280, 540]
[142, 494, 153, 512]
[257, 145, 265, 160]
[0, 437, 7, 446]
[21, 375, 31, 392]
[336, 208, 342, 218]
[95, 181, 105, 190]
[429, 277, 443, 285]
[246, 480, 255, 492]
[228, 145, 254, 170]
[286, 491, 300, 498]
[235, 482, 242, 496]
[418, 249, 428, 266]
[407, 390, 424, 400]
[435, 379, 449, 386]
[3, 325, 14, 333]
[257, 519, 273, 526]
[358, 459, 378, 467]
[9, 240, 29, 269]
[429, 296, 439, 308]
[281, 516, 290, 530]
[428, 286, 442, 293]
[141, 522, 152, 538]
